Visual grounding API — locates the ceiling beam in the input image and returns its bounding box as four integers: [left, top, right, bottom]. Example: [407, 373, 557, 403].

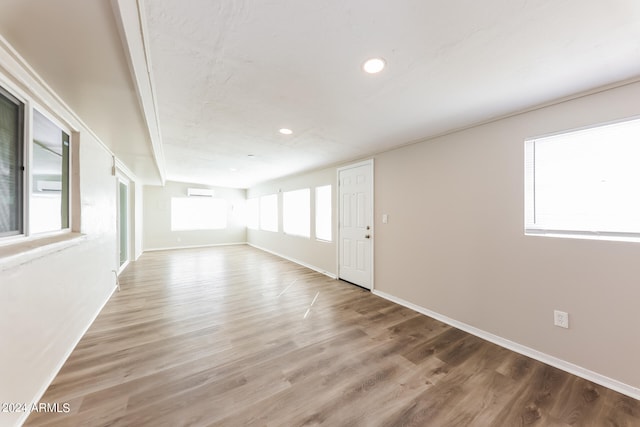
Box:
[111, 0, 166, 185]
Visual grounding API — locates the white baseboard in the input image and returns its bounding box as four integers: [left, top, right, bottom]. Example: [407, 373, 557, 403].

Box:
[16, 284, 118, 427]
[372, 289, 640, 401]
[144, 242, 247, 252]
[247, 243, 338, 279]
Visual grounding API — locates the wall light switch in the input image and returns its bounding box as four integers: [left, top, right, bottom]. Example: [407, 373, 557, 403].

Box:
[382, 214, 389, 224]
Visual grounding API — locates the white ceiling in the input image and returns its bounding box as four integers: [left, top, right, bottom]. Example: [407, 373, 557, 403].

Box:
[1, 1, 640, 188]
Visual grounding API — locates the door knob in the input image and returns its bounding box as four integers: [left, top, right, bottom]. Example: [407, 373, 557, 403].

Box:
[365, 234, 371, 239]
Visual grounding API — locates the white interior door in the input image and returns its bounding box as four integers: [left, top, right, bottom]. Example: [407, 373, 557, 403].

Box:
[338, 161, 373, 289]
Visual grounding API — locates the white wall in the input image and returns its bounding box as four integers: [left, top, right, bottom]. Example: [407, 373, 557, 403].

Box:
[143, 181, 246, 251]
[0, 40, 138, 427]
[374, 81, 640, 394]
[247, 167, 337, 277]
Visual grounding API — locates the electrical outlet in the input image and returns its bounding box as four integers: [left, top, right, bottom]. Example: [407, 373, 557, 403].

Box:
[554, 310, 569, 329]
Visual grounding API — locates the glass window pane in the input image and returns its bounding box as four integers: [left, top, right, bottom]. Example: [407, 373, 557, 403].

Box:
[171, 197, 227, 231]
[30, 109, 69, 234]
[525, 117, 640, 238]
[283, 188, 310, 238]
[246, 197, 259, 230]
[315, 185, 332, 241]
[260, 194, 278, 232]
[0, 87, 23, 236]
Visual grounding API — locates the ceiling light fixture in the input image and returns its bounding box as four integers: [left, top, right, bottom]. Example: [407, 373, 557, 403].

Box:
[279, 128, 293, 135]
[363, 57, 386, 74]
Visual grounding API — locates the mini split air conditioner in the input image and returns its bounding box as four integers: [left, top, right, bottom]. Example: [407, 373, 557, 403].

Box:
[187, 188, 215, 197]
[36, 180, 62, 192]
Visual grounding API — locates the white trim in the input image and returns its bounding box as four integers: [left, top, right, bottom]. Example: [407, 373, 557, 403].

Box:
[110, 0, 166, 184]
[372, 289, 640, 400]
[336, 159, 375, 290]
[144, 242, 248, 252]
[248, 243, 338, 279]
[15, 283, 118, 427]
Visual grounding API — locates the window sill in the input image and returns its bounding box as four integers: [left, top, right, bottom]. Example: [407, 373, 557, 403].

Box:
[525, 229, 640, 243]
[0, 232, 87, 271]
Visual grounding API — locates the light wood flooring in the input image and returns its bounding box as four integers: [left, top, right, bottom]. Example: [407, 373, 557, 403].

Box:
[25, 245, 639, 426]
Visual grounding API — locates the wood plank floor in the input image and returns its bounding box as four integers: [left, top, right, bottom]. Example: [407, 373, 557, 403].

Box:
[25, 245, 639, 426]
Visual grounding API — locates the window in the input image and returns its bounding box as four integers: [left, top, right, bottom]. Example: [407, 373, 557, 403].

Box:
[171, 197, 227, 231]
[246, 197, 259, 230]
[283, 188, 310, 238]
[315, 185, 332, 241]
[0, 83, 72, 241]
[0, 86, 23, 237]
[525, 117, 640, 241]
[30, 109, 70, 234]
[260, 194, 278, 232]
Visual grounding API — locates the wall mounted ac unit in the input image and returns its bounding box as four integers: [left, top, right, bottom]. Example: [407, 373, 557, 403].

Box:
[187, 187, 215, 197]
[36, 180, 62, 192]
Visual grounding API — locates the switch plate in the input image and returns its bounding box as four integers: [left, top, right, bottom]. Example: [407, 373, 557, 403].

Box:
[554, 310, 569, 329]
[382, 214, 388, 224]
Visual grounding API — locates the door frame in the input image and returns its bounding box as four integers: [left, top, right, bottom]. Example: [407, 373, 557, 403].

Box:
[336, 159, 374, 291]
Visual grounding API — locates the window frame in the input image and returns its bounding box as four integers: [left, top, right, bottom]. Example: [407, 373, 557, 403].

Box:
[524, 116, 640, 243]
[0, 84, 25, 238]
[0, 79, 74, 245]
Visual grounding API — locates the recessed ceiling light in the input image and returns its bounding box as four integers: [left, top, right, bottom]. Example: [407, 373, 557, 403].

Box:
[279, 128, 293, 135]
[363, 57, 386, 74]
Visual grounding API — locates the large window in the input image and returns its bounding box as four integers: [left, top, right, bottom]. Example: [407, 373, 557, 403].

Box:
[525, 117, 640, 241]
[171, 197, 227, 231]
[260, 194, 278, 232]
[315, 185, 332, 241]
[0, 86, 23, 237]
[283, 188, 310, 238]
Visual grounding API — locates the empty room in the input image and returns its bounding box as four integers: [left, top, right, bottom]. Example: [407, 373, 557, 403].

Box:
[1, 1, 639, 426]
